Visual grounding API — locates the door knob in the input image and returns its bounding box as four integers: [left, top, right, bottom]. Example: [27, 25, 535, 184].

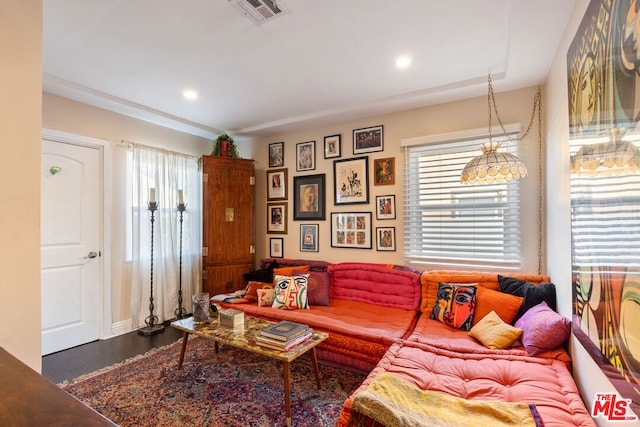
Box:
[84, 251, 98, 259]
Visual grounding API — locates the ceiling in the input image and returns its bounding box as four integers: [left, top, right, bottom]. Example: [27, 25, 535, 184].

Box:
[43, 0, 577, 141]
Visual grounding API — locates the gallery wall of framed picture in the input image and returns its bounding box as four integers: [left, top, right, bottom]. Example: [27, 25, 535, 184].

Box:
[300, 224, 318, 252]
[333, 156, 369, 205]
[296, 141, 316, 172]
[267, 168, 287, 201]
[293, 174, 325, 220]
[376, 227, 396, 251]
[330, 212, 372, 249]
[324, 134, 341, 159]
[270, 237, 284, 258]
[264, 123, 396, 253]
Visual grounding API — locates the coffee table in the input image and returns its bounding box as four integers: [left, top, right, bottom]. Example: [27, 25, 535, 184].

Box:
[171, 316, 329, 427]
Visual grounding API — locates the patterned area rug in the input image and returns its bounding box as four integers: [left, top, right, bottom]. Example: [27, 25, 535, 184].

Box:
[60, 336, 366, 427]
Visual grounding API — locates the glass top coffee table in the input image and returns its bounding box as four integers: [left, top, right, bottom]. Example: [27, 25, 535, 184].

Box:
[171, 316, 329, 427]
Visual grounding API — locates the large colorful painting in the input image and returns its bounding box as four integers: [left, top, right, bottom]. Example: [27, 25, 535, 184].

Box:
[568, 0, 640, 414]
[568, 0, 640, 135]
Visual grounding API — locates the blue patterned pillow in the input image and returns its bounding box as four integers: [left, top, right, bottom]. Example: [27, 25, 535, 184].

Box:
[272, 274, 310, 310]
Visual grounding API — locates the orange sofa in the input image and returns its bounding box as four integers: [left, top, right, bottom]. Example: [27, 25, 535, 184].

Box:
[338, 270, 596, 427]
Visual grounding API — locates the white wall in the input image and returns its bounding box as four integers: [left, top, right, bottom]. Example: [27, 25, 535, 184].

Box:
[252, 86, 544, 274]
[544, 1, 633, 425]
[0, 0, 42, 371]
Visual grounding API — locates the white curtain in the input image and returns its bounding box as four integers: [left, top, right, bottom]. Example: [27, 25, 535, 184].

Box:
[129, 144, 202, 328]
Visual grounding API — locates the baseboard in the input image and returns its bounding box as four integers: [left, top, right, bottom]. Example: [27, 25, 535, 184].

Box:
[110, 319, 134, 337]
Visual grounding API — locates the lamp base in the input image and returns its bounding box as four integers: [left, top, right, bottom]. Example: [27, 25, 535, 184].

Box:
[137, 324, 165, 336]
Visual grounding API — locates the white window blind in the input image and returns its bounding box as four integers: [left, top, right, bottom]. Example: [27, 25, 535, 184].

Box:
[570, 146, 640, 268]
[403, 130, 523, 270]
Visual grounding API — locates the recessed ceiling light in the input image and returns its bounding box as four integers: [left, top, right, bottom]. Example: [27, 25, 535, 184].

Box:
[395, 56, 412, 69]
[182, 89, 199, 100]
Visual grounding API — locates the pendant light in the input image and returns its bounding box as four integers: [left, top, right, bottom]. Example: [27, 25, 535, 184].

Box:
[461, 73, 541, 185]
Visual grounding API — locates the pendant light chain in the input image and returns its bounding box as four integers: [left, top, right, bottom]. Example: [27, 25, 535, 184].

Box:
[488, 74, 494, 142]
[488, 74, 544, 274]
[488, 74, 542, 142]
[537, 89, 543, 275]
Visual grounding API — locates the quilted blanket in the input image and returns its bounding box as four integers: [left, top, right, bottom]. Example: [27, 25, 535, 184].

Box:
[351, 372, 543, 427]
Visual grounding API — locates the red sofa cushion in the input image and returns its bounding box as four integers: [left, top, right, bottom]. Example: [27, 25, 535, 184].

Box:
[329, 263, 421, 310]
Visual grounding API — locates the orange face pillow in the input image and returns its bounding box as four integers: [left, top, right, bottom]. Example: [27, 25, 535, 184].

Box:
[245, 281, 275, 302]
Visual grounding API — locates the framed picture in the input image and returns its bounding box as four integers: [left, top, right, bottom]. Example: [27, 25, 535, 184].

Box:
[324, 134, 341, 159]
[296, 140, 316, 171]
[330, 212, 372, 249]
[376, 195, 396, 220]
[267, 202, 287, 234]
[267, 168, 287, 201]
[376, 227, 396, 251]
[268, 142, 284, 168]
[293, 174, 325, 220]
[333, 156, 369, 205]
[270, 237, 284, 258]
[373, 157, 395, 186]
[300, 224, 319, 252]
[353, 125, 383, 154]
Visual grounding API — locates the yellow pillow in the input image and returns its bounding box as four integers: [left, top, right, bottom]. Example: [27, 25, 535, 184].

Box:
[468, 310, 522, 349]
[273, 265, 310, 277]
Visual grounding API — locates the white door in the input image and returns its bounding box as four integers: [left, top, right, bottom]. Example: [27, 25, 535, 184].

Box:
[41, 139, 101, 355]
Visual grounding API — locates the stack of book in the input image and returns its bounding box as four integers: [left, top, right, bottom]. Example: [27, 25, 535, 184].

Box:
[256, 320, 313, 351]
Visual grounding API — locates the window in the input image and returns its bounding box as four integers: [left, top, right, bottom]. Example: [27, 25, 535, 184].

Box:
[570, 138, 640, 268]
[124, 145, 201, 262]
[403, 128, 523, 270]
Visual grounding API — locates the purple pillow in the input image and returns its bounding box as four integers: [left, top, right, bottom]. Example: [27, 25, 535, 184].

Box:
[514, 301, 570, 356]
[293, 269, 330, 306]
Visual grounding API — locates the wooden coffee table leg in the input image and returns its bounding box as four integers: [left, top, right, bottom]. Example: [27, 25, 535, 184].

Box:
[283, 361, 291, 427]
[310, 348, 322, 391]
[177, 331, 189, 371]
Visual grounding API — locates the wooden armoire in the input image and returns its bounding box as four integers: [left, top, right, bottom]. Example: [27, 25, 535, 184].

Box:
[201, 155, 255, 296]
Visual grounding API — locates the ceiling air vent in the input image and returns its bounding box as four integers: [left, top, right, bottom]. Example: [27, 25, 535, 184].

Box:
[231, 0, 285, 23]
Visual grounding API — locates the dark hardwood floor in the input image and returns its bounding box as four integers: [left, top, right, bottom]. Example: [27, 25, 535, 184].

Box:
[42, 321, 184, 384]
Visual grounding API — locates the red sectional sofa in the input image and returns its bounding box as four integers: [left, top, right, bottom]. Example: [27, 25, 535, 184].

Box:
[223, 259, 422, 371]
[223, 260, 595, 426]
[338, 270, 596, 427]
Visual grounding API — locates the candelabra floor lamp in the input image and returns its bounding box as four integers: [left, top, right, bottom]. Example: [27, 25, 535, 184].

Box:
[138, 200, 165, 336]
[174, 201, 187, 319]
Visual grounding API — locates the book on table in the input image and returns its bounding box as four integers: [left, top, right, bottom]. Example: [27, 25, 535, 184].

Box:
[260, 320, 310, 341]
[256, 329, 313, 351]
